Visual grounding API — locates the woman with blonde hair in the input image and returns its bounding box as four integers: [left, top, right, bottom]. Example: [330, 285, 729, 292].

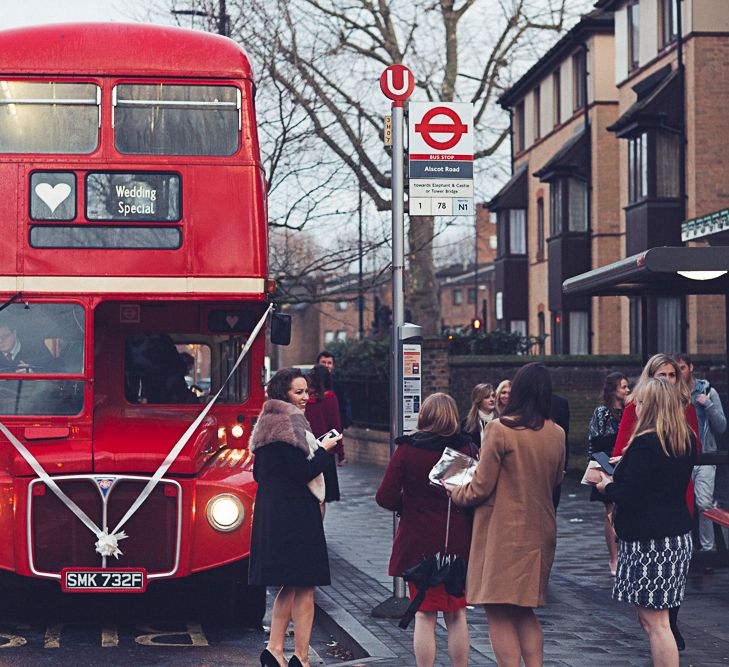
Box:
[376, 393, 474, 667]
[610, 354, 699, 651]
[494, 379, 511, 416]
[597, 378, 697, 667]
[462, 383, 496, 447]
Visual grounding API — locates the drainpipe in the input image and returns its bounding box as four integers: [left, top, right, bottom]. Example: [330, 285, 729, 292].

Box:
[582, 41, 592, 353]
[675, 0, 687, 353]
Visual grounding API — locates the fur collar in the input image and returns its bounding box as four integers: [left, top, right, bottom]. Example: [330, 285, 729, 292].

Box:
[249, 399, 311, 454]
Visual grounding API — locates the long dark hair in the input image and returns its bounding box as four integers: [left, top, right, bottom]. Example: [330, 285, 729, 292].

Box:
[307, 364, 332, 403]
[266, 367, 304, 401]
[602, 371, 628, 420]
[500, 363, 552, 430]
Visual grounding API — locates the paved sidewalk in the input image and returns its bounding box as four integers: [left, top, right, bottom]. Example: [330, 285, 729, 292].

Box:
[318, 461, 729, 667]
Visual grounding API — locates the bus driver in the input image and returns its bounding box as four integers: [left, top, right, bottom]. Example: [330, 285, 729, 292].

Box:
[0, 325, 55, 374]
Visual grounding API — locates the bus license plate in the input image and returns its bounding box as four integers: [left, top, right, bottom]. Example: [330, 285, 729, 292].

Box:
[61, 568, 147, 593]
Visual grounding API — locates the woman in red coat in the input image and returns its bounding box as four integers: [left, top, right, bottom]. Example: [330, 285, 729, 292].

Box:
[306, 364, 345, 465]
[376, 393, 474, 667]
[611, 353, 699, 652]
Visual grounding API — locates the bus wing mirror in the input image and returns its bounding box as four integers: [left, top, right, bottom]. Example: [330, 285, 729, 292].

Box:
[270, 312, 291, 346]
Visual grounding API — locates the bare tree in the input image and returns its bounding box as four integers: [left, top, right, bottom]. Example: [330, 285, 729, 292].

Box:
[163, 0, 583, 332]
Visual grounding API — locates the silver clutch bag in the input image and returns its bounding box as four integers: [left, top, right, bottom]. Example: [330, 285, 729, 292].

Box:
[429, 447, 478, 488]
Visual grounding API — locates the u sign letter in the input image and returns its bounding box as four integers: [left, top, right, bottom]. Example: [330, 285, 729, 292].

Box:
[380, 64, 415, 103]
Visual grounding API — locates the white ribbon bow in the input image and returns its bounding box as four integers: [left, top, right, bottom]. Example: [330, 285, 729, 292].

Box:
[95, 530, 128, 559]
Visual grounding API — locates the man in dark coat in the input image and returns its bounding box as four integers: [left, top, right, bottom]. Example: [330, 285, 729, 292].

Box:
[0, 325, 55, 373]
[317, 350, 352, 429]
[550, 393, 570, 509]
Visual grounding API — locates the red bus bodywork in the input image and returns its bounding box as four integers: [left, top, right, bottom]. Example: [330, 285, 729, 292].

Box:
[0, 23, 269, 608]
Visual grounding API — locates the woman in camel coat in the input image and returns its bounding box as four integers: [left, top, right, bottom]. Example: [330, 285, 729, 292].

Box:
[450, 363, 565, 667]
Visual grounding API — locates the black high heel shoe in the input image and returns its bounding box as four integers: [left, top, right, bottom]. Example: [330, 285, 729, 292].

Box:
[288, 655, 304, 667]
[260, 648, 283, 666]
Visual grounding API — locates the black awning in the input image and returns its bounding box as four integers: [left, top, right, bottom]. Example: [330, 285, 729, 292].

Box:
[533, 129, 588, 182]
[487, 163, 528, 211]
[607, 67, 681, 137]
[562, 246, 729, 297]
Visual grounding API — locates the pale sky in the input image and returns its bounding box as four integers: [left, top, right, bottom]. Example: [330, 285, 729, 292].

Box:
[1, 0, 153, 30]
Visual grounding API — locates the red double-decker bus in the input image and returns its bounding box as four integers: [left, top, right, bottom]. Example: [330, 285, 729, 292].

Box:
[0, 22, 280, 622]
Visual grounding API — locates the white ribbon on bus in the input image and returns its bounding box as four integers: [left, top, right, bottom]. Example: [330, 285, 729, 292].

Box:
[0, 303, 273, 560]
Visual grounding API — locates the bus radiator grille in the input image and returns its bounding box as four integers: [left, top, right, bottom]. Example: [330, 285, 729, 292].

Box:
[30, 478, 178, 575]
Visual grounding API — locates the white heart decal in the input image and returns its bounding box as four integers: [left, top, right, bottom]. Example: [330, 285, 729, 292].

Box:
[35, 183, 72, 213]
[225, 315, 240, 329]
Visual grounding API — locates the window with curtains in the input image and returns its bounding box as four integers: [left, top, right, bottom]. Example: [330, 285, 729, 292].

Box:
[568, 311, 589, 354]
[552, 70, 561, 127]
[515, 102, 525, 152]
[572, 51, 586, 111]
[628, 132, 648, 203]
[550, 182, 563, 236]
[657, 296, 682, 353]
[533, 86, 541, 140]
[550, 178, 588, 235]
[656, 131, 680, 197]
[568, 179, 588, 231]
[628, 130, 679, 202]
[659, 0, 678, 49]
[510, 320, 527, 338]
[509, 209, 526, 254]
[628, 1, 640, 71]
[536, 197, 545, 261]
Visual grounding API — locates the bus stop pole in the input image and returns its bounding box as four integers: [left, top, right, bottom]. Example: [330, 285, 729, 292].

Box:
[390, 102, 407, 603]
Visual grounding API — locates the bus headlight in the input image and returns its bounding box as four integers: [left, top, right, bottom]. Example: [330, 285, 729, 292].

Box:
[231, 424, 244, 438]
[206, 494, 244, 532]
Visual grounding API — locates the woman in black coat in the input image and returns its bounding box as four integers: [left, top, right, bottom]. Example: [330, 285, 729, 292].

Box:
[248, 368, 341, 667]
[596, 378, 697, 666]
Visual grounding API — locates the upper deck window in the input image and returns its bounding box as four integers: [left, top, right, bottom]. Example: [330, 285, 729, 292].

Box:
[0, 81, 99, 154]
[113, 84, 240, 156]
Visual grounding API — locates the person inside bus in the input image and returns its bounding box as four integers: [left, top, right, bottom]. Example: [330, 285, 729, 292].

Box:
[125, 334, 198, 404]
[0, 325, 55, 373]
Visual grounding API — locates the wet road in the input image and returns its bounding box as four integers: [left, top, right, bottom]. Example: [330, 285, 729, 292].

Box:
[0, 573, 344, 666]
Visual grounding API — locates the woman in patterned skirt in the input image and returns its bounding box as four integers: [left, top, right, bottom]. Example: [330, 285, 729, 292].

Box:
[587, 372, 629, 575]
[596, 378, 697, 667]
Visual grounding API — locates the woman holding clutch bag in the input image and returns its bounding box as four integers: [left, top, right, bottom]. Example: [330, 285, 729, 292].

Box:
[248, 368, 342, 667]
[449, 363, 565, 667]
[376, 393, 474, 667]
[596, 378, 697, 667]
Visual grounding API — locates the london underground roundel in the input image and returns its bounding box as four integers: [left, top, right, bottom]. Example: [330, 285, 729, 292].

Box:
[380, 64, 415, 104]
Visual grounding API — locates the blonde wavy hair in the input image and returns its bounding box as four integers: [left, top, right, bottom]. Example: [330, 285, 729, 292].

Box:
[417, 393, 460, 437]
[494, 379, 512, 416]
[628, 378, 694, 457]
[627, 353, 691, 408]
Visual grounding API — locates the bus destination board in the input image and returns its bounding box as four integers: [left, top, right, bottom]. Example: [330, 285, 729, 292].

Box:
[86, 172, 181, 222]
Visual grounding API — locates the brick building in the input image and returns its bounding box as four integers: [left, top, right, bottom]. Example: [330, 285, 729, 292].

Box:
[491, 1, 729, 356]
[490, 11, 623, 354]
[591, 0, 729, 354]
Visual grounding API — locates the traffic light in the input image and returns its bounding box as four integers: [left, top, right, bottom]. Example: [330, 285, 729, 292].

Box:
[471, 317, 482, 330]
